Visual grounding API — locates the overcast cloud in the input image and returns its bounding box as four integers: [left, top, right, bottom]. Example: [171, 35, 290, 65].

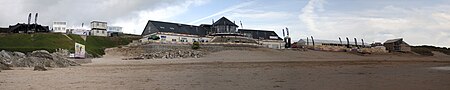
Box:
[0, 0, 207, 33]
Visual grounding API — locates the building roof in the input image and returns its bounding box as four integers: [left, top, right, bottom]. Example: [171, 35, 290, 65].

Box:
[144, 20, 208, 36]
[91, 21, 107, 24]
[5, 23, 50, 33]
[238, 29, 282, 40]
[212, 17, 238, 27]
[384, 38, 403, 44]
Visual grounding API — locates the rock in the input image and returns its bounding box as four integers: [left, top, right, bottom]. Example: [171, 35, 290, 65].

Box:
[0, 62, 12, 70]
[30, 50, 53, 59]
[0, 50, 12, 65]
[1, 50, 80, 68]
[33, 66, 47, 71]
[12, 52, 26, 58]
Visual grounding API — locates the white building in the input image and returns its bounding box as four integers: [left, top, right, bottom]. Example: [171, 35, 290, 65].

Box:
[90, 21, 108, 36]
[142, 32, 212, 43]
[67, 28, 89, 36]
[107, 26, 122, 33]
[140, 17, 285, 49]
[52, 21, 67, 33]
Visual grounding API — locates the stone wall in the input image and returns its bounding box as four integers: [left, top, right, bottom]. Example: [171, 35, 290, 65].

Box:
[108, 44, 255, 60]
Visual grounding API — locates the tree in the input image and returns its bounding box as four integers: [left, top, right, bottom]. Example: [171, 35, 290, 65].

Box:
[149, 35, 160, 40]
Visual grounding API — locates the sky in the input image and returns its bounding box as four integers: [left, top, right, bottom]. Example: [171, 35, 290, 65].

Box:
[0, 0, 449, 47]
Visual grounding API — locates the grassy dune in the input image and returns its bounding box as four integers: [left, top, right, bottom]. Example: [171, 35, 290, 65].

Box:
[0, 33, 140, 57]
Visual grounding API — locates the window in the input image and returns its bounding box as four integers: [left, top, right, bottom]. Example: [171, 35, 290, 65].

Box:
[160, 36, 167, 38]
[170, 27, 174, 30]
[160, 27, 165, 29]
[172, 39, 177, 41]
[96, 30, 99, 33]
[181, 38, 187, 42]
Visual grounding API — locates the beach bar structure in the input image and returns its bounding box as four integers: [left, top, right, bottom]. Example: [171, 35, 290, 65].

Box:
[296, 39, 370, 48]
[383, 38, 411, 52]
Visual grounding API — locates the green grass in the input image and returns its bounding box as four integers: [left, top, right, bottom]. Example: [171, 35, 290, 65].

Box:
[0, 33, 141, 57]
[0, 33, 73, 52]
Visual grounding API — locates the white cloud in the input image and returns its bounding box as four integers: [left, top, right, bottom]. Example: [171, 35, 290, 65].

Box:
[229, 9, 293, 20]
[0, 0, 209, 35]
[298, 0, 450, 47]
[111, 0, 209, 34]
[299, 0, 325, 33]
[188, 0, 255, 24]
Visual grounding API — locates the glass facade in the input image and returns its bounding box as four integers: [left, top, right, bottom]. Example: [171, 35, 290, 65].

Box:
[215, 25, 237, 33]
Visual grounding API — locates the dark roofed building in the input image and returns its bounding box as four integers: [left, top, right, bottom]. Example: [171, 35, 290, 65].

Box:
[3, 23, 50, 33]
[142, 20, 208, 37]
[238, 29, 282, 40]
[0, 27, 8, 33]
[139, 17, 285, 49]
[383, 38, 411, 52]
[212, 17, 239, 33]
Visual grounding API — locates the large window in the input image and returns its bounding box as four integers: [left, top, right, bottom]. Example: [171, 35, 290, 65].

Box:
[181, 38, 188, 42]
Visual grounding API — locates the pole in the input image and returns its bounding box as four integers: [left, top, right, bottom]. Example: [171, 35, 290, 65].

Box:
[311, 36, 315, 46]
[354, 38, 358, 48]
[361, 39, 365, 48]
[35, 13, 38, 24]
[286, 27, 289, 36]
[346, 37, 350, 48]
[307, 37, 309, 46]
[240, 21, 243, 29]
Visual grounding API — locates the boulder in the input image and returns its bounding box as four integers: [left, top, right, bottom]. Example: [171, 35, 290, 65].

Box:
[30, 50, 53, 59]
[0, 62, 12, 70]
[3, 50, 81, 68]
[33, 66, 47, 71]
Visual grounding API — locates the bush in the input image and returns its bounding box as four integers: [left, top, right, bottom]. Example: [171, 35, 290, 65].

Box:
[411, 47, 433, 56]
[411, 45, 450, 56]
[192, 41, 200, 50]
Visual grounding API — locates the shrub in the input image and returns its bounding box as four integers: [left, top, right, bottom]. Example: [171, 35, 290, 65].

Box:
[192, 41, 200, 50]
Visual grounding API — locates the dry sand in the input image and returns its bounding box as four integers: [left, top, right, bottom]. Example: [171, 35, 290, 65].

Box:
[1, 48, 450, 90]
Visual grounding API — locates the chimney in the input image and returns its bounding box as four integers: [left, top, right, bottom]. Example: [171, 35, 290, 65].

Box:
[82, 23, 84, 27]
[339, 37, 342, 45]
[282, 29, 285, 37]
[35, 13, 38, 24]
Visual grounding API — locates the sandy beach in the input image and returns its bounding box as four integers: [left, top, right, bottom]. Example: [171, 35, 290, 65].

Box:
[1, 49, 450, 90]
